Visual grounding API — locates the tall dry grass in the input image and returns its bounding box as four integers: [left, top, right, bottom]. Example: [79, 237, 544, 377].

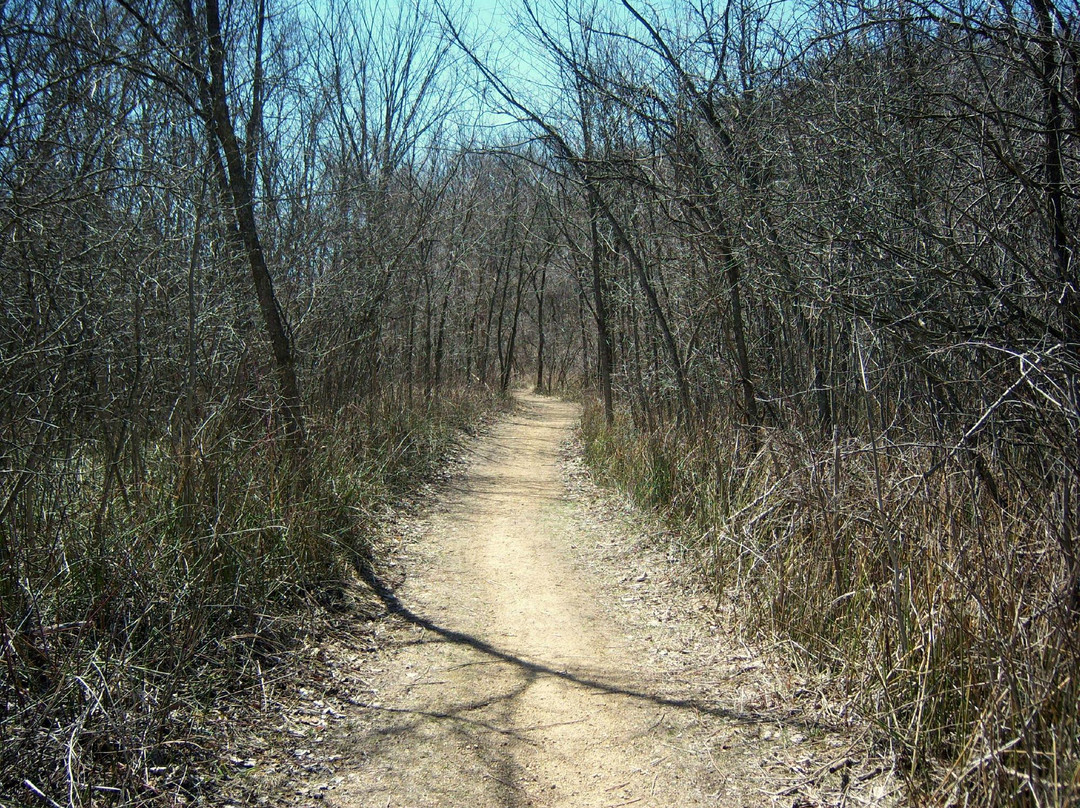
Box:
[581, 400, 1080, 807]
[0, 385, 506, 806]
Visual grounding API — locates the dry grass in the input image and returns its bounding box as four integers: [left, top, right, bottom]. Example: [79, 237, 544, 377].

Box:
[0, 385, 507, 807]
[581, 400, 1080, 808]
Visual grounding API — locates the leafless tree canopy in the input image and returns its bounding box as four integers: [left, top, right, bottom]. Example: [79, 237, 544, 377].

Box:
[1, 0, 1078, 804]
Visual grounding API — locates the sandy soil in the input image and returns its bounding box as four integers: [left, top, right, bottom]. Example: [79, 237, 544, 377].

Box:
[229, 393, 902, 808]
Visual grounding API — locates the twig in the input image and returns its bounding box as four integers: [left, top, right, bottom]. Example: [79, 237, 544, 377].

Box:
[519, 716, 589, 731]
[480, 770, 525, 791]
[257, 659, 268, 710]
[23, 781, 63, 808]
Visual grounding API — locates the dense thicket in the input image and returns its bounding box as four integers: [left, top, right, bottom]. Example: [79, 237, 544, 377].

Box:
[2, 0, 1078, 804]
[522, 2, 1080, 805]
[0, 0, 573, 802]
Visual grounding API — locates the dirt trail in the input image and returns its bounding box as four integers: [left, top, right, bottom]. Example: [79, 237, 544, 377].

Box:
[352, 393, 686, 807]
[256, 393, 901, 807]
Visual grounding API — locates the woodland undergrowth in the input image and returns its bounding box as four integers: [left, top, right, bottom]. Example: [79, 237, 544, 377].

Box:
[581, 400, 1080, 808]
[0, 385, 506, 807]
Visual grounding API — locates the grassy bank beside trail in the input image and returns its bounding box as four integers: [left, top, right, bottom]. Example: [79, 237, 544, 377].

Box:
[0, 386, 507, 807]
[580, 400, 1079, 808]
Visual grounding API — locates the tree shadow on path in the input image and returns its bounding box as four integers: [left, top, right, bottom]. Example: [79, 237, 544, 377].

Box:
[357, 562, 834, 737]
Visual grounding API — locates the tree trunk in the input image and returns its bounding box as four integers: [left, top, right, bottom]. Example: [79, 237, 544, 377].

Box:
[723, 249, 759, 427]
[1032, 0, 1078, 344]
[590, 206, 615, 424]
[433, 290, 449, 391]
[501, 248, 527, 393]
[203, 0, 304, 445]
[535, 263, 547, 393]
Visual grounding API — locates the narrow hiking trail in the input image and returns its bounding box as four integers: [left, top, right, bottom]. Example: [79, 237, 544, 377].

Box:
[234, 394, 902, 807]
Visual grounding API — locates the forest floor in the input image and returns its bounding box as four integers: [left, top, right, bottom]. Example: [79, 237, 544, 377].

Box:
[219, 393, 906, 808]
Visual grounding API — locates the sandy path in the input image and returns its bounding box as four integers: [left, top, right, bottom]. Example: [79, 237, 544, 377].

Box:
[280, 393, 900, 808]
[337, 393, 723, 807]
